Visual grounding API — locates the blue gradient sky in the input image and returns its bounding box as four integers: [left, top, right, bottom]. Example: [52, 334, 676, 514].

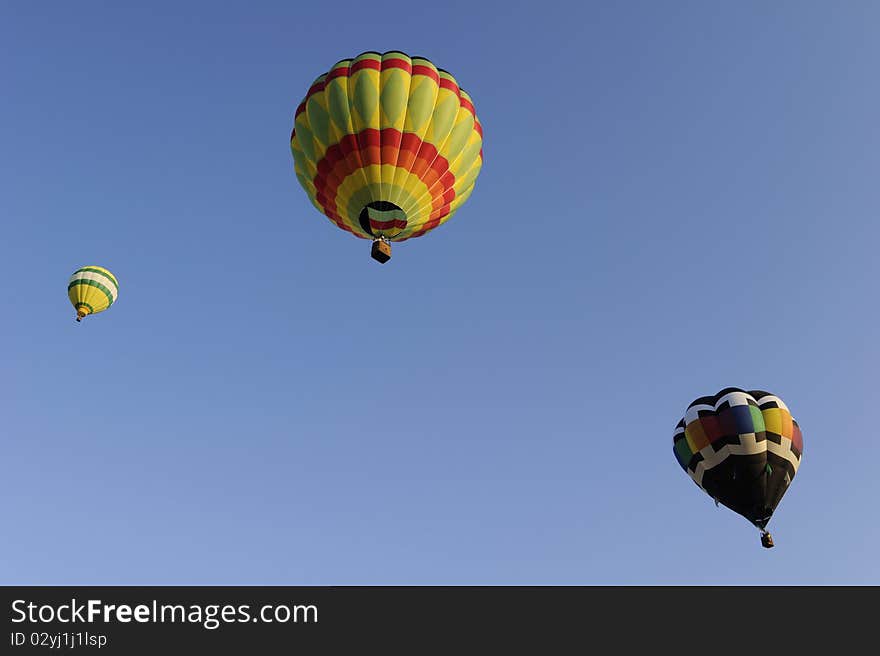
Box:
[2, 1, 878, 584]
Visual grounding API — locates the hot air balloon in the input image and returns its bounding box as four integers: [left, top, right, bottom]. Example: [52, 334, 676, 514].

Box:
[68, 266, 118, 322]
[673, 388, 803, 548]
[290, 51, 483, 263]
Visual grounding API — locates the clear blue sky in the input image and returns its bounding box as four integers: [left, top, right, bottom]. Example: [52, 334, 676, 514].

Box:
[2, 1, 878, 584]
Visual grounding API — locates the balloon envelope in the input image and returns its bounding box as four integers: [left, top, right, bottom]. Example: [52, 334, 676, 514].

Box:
[290, 51, 483, 243]
[68, 266, 118, 321]
[673, 387, 803, 530]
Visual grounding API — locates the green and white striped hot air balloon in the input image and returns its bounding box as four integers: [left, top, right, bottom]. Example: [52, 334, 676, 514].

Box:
[68, 266, 119, 322]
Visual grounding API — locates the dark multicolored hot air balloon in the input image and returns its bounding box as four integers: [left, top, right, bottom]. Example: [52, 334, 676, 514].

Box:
[673, 388, 803, 548]
[290, 51, 483, 263]
[68, 266, 119, 322]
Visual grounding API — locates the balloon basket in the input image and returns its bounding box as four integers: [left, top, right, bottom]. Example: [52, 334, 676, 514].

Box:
[760, 532, 774, 549]
[371, 240, 391, 264]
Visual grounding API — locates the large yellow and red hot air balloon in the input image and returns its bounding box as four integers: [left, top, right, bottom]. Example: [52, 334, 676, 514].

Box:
[290, 51, 483, 263]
